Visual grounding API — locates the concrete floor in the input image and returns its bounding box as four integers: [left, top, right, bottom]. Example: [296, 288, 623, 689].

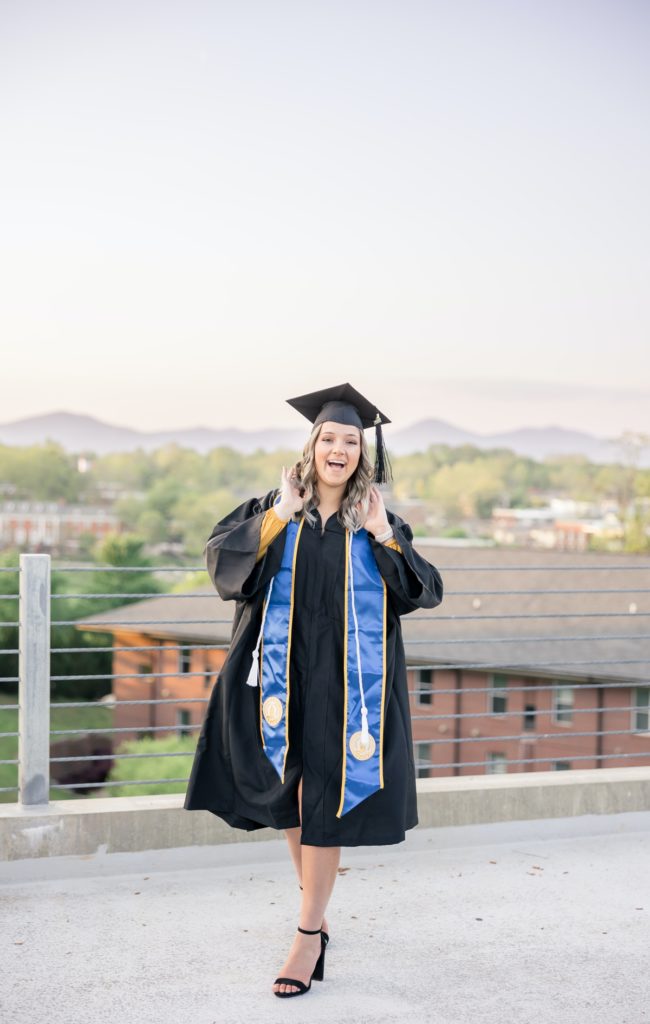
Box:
[2, 810, 648, 1024]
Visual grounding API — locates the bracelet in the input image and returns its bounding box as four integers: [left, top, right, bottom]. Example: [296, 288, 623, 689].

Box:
[374, 525, 394, 543]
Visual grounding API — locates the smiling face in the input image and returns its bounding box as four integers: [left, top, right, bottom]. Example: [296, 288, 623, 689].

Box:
[314, 420, 362, 490]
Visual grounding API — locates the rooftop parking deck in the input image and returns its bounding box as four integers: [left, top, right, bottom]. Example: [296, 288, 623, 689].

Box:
[3, 809, 648, 1024]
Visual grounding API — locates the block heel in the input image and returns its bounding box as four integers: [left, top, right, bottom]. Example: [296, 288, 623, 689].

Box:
[273, 926, 327, 997]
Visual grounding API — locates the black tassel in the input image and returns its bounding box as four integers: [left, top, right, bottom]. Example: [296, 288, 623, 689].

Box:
[373, 414, 393, 484]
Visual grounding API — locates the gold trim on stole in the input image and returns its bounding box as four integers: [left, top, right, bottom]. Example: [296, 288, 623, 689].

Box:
[259, 636, 264, 744]
[379, 576, 387, 789]
[336, 532, 388, 816]
[258, 515, 305, 779]
[282, 516, 304, 780]
[336, 529, 350, 818]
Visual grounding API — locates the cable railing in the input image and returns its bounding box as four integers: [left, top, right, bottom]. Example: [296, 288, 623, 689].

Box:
[1, 552, 649, 802]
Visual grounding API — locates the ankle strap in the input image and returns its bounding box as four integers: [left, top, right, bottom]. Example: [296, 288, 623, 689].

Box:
[297, 925, 322, 935]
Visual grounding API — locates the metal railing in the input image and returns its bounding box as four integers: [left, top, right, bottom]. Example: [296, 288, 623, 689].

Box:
[1, 552, 649, 804]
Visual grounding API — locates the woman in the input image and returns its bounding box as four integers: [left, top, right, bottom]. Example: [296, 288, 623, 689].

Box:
[184, 382, 444, 997]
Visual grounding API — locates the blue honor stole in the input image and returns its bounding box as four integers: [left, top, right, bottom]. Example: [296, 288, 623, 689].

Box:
[247, 504, 388, 817]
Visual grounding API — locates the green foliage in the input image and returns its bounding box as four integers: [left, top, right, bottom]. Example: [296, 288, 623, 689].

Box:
[105, 734, 196, 796]
[172, 489, 240, 556]
[623, 501, 650, 554]
[0, 690, 115, 803]
[88, 448, 158, 491]
[392, 446, 550, 519]
[0, 689, 18, 801]
[1, 435, 649, 555]
[0, 551, 19, 704]
[0, 442, 83, 501]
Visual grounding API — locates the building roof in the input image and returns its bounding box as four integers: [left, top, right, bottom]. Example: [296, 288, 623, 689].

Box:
[74, 544, 650, 685]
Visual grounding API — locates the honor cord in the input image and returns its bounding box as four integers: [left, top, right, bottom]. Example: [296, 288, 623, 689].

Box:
[348, 532, 370, 745]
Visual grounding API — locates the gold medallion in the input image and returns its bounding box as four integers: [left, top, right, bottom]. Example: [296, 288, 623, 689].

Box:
[262, 696, 284, 727]
[349, 730, 376, 761]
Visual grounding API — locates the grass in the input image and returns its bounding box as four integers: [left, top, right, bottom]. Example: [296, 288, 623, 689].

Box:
[0, 692, 199, 802]
[0, 690, 114, 803]
[104, 734, 197, 796]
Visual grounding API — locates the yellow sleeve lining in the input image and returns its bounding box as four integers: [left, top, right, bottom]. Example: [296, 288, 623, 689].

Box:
[256, 506, 289, 562]
[257, 506, 402, 561]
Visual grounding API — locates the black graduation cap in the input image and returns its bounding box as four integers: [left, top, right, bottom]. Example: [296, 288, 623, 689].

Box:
[286, 382, 393, 484]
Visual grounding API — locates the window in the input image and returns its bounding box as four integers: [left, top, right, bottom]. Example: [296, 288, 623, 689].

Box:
[414, 741, 432, 778]
[553, 761, 571, 770]
[178, 648, 192, 674]
[489, 674, 508, 714]
[523, 704, 536, 730]
[553, 685, 574, 724]
[177, 708, 191, 737]
[486, 752, 507, 774]
[138, 660, 152, 677]
[632, 688, 650, 732]
[416, 669, 433, 705]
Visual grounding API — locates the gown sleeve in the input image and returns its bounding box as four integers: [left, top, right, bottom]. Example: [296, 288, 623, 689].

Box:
[203, 489, 288, 602]
[368, 510, 444, 616]
[256, 506, 290, 561]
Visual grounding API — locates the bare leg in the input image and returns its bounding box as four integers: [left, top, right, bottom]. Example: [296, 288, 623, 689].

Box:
[284, 825, 303, 879]
[275, 777, 340, 995]
[284, 778, 329, 934]
[272, 844, 341, 994]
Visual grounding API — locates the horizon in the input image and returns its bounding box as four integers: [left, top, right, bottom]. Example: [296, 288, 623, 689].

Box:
[1, 374, 649, 439]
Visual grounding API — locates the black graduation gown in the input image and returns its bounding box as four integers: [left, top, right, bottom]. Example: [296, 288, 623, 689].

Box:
[183, 488, 444, 847]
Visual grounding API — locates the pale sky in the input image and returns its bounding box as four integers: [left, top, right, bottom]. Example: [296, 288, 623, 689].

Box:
[1, 0, 648, 435]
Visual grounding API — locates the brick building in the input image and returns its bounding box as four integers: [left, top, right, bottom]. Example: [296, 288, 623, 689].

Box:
[75, 544, 650, 778]
[1, 500, 120, 553]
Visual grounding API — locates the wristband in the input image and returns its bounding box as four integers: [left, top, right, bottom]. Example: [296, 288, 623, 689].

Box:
[374, 525, 394, 543]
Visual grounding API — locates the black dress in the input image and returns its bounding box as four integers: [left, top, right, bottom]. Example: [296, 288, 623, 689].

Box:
[183, 488, 444, 847]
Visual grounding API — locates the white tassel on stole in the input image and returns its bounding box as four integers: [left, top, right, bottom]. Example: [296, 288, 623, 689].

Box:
[245, 648, 260, 687]
[246, 576, 275, 687]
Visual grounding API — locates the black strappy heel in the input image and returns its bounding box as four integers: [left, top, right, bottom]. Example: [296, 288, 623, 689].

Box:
[299, 883, 330, 946]
[273, 925, 326, 997]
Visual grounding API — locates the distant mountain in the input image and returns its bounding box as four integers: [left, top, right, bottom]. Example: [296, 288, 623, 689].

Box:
[0, 411, 304, 456]
[0, 410, 641, 465]
[386, 418, 474, 451]
[387, 419, 631, 464]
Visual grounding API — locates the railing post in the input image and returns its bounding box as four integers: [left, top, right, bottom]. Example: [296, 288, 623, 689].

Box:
[19, 553, 51, 805]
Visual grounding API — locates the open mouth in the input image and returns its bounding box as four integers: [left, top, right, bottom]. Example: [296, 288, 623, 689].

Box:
[327, 460, 346, 471]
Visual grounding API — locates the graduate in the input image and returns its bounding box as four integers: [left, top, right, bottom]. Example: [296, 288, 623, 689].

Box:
[184, 382, 444, 997]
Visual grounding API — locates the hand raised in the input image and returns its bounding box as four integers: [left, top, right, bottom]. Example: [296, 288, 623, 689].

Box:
[359, 485, 390, 537]
[276, 465, 305, 519]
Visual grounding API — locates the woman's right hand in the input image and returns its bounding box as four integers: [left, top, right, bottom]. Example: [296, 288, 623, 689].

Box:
[275, 464, 305, 520]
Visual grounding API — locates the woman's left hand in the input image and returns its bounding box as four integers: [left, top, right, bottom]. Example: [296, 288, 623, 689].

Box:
[361, 485, 391, 538]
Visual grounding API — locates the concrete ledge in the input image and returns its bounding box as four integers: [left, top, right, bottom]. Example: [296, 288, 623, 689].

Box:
[1, 766, 649, 861]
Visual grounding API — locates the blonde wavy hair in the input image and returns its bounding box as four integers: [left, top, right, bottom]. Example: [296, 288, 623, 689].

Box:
[286, 421, 375, 533]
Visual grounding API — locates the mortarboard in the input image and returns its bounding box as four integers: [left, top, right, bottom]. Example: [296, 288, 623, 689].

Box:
[286, 382, 393, 484]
